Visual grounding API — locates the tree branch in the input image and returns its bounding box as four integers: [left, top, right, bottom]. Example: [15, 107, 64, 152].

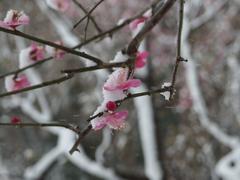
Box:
[73, 0, 104, 30]
[0, 27, 104, 64]
[0, 122, 80, 133]
[0, 57, 52, 79]
[72, 0, 103, 33]
[69, 124, 92, 154]
[127, 0, 177, 55]
[0, 73, 74, 98]
[69, 86, 172, 154]
[170, 0, 186, 99]
[61, 61, 130, 74]
[73, 4, 153, 49]
[0, 61, 132, 98]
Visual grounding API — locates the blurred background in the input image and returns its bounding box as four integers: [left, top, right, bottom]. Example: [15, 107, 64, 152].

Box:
[0, 0, 240, 179]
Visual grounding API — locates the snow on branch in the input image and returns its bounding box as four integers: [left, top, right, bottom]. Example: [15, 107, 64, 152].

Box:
[182, 5, 240, 149]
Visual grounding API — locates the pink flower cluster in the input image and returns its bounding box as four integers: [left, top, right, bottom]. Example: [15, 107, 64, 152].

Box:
[0, 9, 64, 92]
[5, 74, 30, 92]
[29, 43, 45, 61]
[91, 47, 152, 130]
[19, 41, 65, 68]
[0, 9, 65, 93]
[45, 41, 65, 59]
[91, 68, 141, 130]
[5, 40, 65, 92]
[93, 104, 129, 130]
[19, 43, 45, 68]
[0, 9, 29, 30]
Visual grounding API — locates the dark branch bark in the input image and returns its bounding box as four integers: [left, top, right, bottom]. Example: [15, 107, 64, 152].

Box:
[170, 0, 186, 99]
[0, 57, 52, 79]
[0, 74, 74, 98]
[127, 0, 177, 55]
[73, 0, 104, 30]
[0, 27, 104, 64]
[0, 122, 80, 133]
[72, 0, 103, 33]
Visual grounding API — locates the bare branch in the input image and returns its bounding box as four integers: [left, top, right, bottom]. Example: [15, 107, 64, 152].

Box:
[69, 124, 92, 154]
[0, 122, 80, 133]
[0, 73, 74, 98]
[72, 0, 103, 33]
[0, 57, 52, 79]
[61, 61, 130, 74]
[73, 0, 104, 30]
[170, 0, 186, 99]
[73, 4, 153, 49]
[0, 27, 104, 65]
[127, 0, 177, 55]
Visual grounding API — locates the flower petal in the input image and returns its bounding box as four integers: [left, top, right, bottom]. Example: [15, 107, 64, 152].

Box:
[13, 74, 30, 91]
[135, 51, 149, 68]
[2, 10, 29, 29]
[5, 74, 30, 92]
[116, 79, 142, 90]
[92, 117, 107, 130]
[105, 110, 128, 130]
[129, 17, 147, 30]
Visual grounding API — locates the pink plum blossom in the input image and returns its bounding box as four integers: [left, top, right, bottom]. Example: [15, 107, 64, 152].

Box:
[45, 41, 65, 59]
[0, 10, 29, 30]
[104, 79, 141, 91]
[29, 43, 45, 61]
[129, 16, 148, 30]
[19, 43, 45, 68]
[5, 74, 30, 92]
[135, 51, 149, 68]
[91, 110, 128, 130]
[11, 116, 21, 124]
[46, 0, 70, 12]
[102, 68, 141, 102]
[103, 68, 141, 91]
[106, 101, 117, 111]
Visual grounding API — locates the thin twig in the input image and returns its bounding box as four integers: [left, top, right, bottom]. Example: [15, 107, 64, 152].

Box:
[86, 112, 104, 122]
[72, 0, 103, 32]
[125, 86, 171, 100]
[69, 124, 93, 154]
[0, 122, 80, 133]
[84, 17, 90, 41]
[170, 0, 185, 99]
[0, 62, 130, 98]
[125, 0, 175, 82]
[61, 61, 130, 74]
[0, 74, 74, 98]
[0, 27, 103, 65]
[73, 0, 105, 29]
[127, 0, 176, 55]
[73, 4, 153, 49]
[0, 57, 52, 79]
